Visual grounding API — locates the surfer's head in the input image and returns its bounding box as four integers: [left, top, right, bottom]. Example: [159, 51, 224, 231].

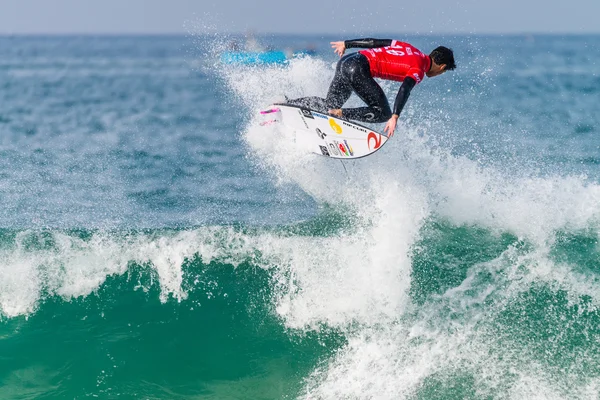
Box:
[427, 46, 456, 77]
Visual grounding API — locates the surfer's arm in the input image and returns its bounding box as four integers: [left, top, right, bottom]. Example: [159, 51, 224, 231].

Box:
[344, 38, 393, 49]
[392, 77, 416, 117]
[332, 39, 393, 57]
[384, 77, 416, 137]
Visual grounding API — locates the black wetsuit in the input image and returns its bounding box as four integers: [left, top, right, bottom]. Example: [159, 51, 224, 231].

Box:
[287, 38, 418, 123]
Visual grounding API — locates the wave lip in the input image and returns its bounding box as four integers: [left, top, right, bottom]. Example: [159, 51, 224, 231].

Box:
[0, 227, 259, 319]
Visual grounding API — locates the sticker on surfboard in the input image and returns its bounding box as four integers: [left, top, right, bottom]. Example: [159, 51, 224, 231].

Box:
[258, 104, 389, 159]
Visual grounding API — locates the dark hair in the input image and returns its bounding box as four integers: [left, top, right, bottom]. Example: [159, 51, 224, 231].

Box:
[430, 46, 456, 70]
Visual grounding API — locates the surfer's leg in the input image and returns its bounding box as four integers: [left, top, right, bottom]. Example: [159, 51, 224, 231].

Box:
[285, 96, 328, 113]
[285, 54, 355, 113]
[341, 54, 391, 123]
[343, 82, 391, 123]
[324, 53, 355, 109]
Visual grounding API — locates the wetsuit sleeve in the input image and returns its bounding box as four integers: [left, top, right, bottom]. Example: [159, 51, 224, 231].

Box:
[344, 38, 393, 49]
[392, 77, 416, 117]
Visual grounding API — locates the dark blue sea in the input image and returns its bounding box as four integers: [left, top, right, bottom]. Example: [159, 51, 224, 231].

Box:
[0, 33, 600, 399]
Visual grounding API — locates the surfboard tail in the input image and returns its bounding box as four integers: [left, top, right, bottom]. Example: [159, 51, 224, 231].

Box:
[259, 107, 282, 126]
[259, 107, 281, 115]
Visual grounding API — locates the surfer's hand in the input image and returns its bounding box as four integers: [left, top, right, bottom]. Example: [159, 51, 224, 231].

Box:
[331, 41, 346, 57]
[384, 115, 398, 138]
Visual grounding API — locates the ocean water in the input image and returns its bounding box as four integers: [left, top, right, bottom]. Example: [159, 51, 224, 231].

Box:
[0, 33, 600, 399]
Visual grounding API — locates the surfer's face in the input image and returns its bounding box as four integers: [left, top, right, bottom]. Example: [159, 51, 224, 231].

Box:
[426, 63, 447, 78]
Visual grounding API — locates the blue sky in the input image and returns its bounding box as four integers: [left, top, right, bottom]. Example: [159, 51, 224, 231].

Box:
[2, 0, 599, 35]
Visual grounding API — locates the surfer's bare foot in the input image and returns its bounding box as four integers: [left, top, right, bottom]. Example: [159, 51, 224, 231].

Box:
[328, 109, 342, 118]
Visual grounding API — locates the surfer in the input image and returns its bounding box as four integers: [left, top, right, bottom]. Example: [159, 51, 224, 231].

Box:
[286, 39, 455, 137]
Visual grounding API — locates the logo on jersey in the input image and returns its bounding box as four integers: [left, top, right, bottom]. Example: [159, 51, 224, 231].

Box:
[315, 128, 326, 140]
[364, 113, 375, 121]
[386, 49, 405, 56]
[319, 145, 330, 157]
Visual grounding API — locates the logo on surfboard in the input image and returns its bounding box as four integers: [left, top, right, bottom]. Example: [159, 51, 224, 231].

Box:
[319, 145, 330, 156]
[334, 140, 354, 157]
[328, 143, 340, 156]
[301, 109, 314, 119]
[367, 132, 382, 150]
[329, 118, 343, 134]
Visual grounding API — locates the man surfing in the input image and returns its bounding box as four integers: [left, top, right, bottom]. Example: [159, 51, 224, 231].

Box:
[286, 38, 456, 137]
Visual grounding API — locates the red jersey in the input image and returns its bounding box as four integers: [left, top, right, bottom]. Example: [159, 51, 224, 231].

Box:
[359, 40, 431, 84]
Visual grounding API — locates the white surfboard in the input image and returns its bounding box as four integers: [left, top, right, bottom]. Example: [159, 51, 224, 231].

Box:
[259, 104, 389, 159]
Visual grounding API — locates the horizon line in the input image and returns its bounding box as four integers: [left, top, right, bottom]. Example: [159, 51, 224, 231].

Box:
[0, 31, 599, 37]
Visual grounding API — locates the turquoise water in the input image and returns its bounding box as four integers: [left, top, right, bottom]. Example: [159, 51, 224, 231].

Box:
[1, 34, 600, 399]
